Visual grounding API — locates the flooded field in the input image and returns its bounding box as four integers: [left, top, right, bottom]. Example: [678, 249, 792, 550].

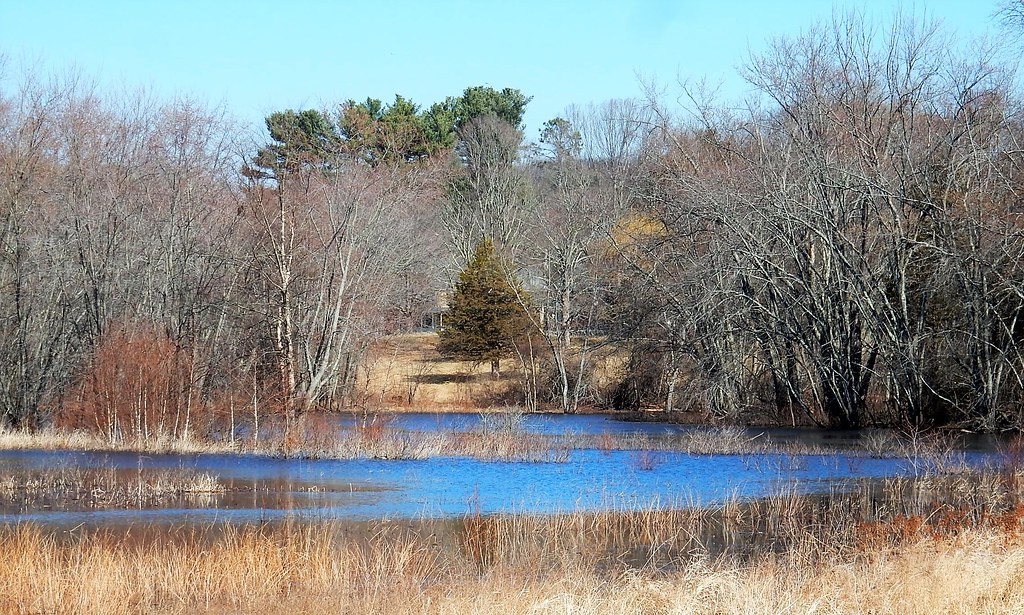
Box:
[0, 413, 1001, 527]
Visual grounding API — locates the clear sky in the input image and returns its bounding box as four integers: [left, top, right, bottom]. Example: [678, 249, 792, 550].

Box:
[0, 1, 1008, 142]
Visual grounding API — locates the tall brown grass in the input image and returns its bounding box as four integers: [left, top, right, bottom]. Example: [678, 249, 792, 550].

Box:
[0, 410, 579, 462]
[0, 427, 223, 455]
[1, 513, 1022, 614]
[2, 469, 1024, 614]
[0, 411, 1006, 480]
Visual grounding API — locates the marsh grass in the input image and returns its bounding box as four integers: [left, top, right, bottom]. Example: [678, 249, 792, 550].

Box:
[0, 427, 224, 455]
[0, 411, 576, 463]
[0, 466, 224, 509]
[0, 522, 444, 615]
[677, 425, 759, 454]
[324, 422, 804, 462]
[0, 418, 1000, 468]
[322, 426, 574, 463]
[3, 468, 1024, 614]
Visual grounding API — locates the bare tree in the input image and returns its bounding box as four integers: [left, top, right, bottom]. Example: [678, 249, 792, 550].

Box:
[243, 141, 443, 439]
[523, 102, 652, 413]
[442, 115, 531, 267]
[636, 11, 1024, 429]
[0, 67, 86, 428]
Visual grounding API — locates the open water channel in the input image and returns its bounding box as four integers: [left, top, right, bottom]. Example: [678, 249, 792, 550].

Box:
[0, 413, 1000, 527]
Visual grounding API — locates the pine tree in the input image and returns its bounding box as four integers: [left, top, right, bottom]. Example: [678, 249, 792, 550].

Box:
[438, 238, 531, 375]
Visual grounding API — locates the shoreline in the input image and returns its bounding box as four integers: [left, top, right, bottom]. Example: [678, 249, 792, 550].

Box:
[0, 415, 1009, 462]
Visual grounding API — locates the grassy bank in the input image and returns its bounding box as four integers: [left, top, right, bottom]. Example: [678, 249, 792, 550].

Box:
[0, 422, 581, 462]
[0, 423, 750, 462]
[2, 468, 1023, 614]
[0, 417, 894, 462]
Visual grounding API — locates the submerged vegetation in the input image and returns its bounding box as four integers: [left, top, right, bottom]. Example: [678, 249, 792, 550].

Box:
[0, 467, 223, 509]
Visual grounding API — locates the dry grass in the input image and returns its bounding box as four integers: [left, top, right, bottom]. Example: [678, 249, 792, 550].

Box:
[0, 467, 223, 509]
[0, 423, 577, 462]
[358, 332, 517, 410]
[0, 523, 443, 615]
[0, 420, 967, 465]
[1, 495, 1023, 614]
[0, 409, 576, 463]
[0, 423, 608, 463]
[323, 419, 575, 463]
[357, 332, 623, 412]
[0, 427, 223, 456]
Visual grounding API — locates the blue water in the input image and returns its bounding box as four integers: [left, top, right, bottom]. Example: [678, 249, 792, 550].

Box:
[0, 447, 982, 526]
[0, 414, 1002, 526]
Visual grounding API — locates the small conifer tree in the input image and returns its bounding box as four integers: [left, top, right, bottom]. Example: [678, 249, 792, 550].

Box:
[438, 238, 531, 375]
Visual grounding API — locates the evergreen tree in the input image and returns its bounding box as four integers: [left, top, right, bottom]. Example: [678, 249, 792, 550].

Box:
[438, 238, 531, 375]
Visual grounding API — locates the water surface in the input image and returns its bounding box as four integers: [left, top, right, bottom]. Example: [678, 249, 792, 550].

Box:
[0, 413, 999, 527]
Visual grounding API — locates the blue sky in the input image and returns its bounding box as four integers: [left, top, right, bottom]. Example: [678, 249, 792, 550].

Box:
[0, 1, 1006, 141]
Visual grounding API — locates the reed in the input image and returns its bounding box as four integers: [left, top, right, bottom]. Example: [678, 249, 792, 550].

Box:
[0, 419, 1000, 465]
[0, 427, 224, 456]
[1, 487, 1022, 614]
[0, 467, 224, 509]
[0, 419, 576, 462]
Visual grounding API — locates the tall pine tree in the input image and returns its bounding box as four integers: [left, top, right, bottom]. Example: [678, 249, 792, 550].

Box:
[438, 238, 531, 375]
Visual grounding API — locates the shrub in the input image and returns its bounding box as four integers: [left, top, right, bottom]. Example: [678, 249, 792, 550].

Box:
[56, 324, 203, 442]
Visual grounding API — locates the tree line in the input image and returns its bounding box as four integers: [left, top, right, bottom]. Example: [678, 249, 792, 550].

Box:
[1, 12, 1023, 441]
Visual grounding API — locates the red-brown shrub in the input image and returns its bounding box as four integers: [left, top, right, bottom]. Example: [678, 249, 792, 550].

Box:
[56, 324, 202, 442]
